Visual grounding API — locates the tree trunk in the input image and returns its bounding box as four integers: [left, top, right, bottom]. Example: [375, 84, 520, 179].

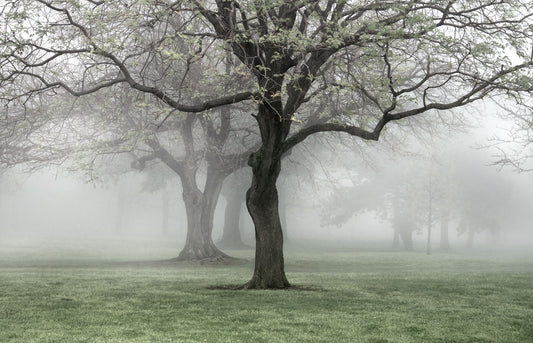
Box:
[244, 154, 289, 288]
[399, 229, 414, 251]
[148, 114, 232, 262]
[218, 192, 247, 249]
[279, 189, 289, 243]
[392, 228, 401, 249]
[172, 166, 230, 262]
[161, 189, 169, 236]
[439, 209, 451, 251]
[244, 108, 290, 289]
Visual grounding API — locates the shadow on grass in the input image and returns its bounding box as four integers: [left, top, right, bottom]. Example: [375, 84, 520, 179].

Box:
[207, 284, 324, 291]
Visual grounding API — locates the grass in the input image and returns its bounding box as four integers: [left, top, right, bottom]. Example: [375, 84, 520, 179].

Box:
[0, 247, 532, 342]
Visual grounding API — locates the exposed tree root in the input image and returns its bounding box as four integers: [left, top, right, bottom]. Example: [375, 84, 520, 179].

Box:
[240, 275, 291, 289]
[163, 242, 238, 264]
[164, 245, 242, 265]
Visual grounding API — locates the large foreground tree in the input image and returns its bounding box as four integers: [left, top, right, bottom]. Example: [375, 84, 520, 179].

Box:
[2, 1, 533, 288]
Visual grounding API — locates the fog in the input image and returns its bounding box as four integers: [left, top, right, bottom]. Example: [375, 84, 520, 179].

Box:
[2, 113, 533, 261]
[0, 170, 184, 259]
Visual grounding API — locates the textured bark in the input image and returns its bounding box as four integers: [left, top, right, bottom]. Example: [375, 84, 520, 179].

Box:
[148, 113, 234, 263]
[243, 100, 290, 289]
[172, 166, 230, 262]
[244, 165, 289, 288]
[279, 190, 289, 243]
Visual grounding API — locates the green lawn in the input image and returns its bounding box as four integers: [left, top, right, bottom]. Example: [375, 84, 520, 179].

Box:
[0, 247, 532, 342]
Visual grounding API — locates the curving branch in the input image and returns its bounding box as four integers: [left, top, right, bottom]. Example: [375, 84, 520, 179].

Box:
[2, 0, 260, 115]
[284, 57, 533, 155]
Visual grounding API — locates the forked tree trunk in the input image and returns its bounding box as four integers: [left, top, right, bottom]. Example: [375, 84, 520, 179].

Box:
[219, 192, 247, 249]
[172, 167, 230, 262]
[148, 115, 232, 262]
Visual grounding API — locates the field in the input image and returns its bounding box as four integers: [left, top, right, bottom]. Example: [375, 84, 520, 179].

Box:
[0, 245, 532, 343]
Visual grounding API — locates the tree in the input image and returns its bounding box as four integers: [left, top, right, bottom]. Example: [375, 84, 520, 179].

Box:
[320, 149, 460, 253]
[2, 1, 533, 288]
[218, 169, 251, 249]
[417, 155, 457, 255]
[1, 52, 257, 262]
[137, 166, 177, 236]
[452, 150, 512, 248]
[492, 97, 533, 172]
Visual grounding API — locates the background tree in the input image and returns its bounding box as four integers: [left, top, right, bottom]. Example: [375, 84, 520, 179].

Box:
[137, 165, 178, 236]
[319, 157, 425, 251]
[218, 169, 251, 249]
[453, 151, 513, 248]
[1, 39, 258, 262]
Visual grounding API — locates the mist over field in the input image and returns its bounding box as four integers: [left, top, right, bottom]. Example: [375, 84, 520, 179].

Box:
[2, 119, 532, 260]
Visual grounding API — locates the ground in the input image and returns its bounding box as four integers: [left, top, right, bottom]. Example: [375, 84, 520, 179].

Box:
[0, 244, 532, 342]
